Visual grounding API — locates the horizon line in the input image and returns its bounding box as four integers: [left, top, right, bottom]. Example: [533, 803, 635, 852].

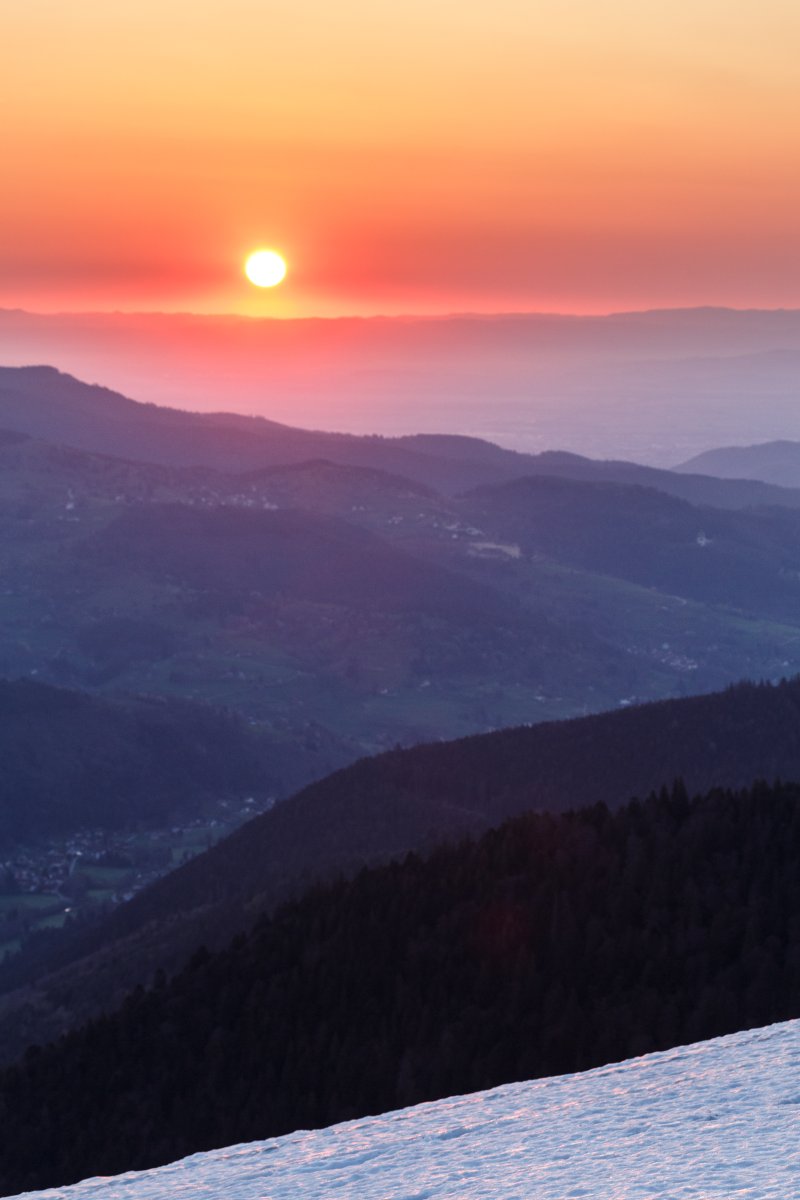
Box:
[3, 303, 800, 323]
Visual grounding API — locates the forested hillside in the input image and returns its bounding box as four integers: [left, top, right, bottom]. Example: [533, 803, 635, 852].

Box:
[74, 676, 800, 945]
[0, 680, 273, 847]
[2, 780, 799, 1194]
[4, 676, 800, 1059]
[462, 473, 800, 620]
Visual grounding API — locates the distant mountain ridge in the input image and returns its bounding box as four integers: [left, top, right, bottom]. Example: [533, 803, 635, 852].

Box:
[0, 366, 532, 494]
[678, 440, 800, 488]
[462, 473, 800, 621]
[3, 365, 800, 509]
[519, 448, 800, 509]
[4, 306, 800, 461]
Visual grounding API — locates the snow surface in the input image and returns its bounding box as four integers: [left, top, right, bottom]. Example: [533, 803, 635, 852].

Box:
[12, 1020, 800, 1200]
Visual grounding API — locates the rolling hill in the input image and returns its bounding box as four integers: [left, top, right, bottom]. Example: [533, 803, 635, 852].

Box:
[9, 411, 800, 776]
[0, 679, 274, 848]
[5, 365, 800, 507]
[3, 399, 800, 747]
[0, 365, 534, 494]
[678, 439, 800, 488]
[460, 473, 800, 620]
[4, 677, 800, 1064]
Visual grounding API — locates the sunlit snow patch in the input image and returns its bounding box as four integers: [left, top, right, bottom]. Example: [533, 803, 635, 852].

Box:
[12, 1020, 800, 1199]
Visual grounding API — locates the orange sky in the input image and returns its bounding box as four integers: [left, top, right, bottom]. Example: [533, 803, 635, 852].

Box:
[2, 0, 800, 316]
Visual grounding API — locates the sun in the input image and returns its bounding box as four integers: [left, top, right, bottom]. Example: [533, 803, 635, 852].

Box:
[244, 249, 287, 288]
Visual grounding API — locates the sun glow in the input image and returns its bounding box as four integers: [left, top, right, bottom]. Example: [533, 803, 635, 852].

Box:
[245, 250, 287, 288]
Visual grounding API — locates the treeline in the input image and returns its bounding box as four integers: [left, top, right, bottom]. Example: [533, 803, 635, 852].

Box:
[88, 676, 800, 947]
[0, 679, 272, 847]
[2, 780, 800, 1193]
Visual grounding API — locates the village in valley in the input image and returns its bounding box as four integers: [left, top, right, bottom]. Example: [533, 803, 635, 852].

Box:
[0, 794, 272, 961]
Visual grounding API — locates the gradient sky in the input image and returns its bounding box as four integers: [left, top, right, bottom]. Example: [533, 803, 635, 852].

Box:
[3, 0, 800, 315]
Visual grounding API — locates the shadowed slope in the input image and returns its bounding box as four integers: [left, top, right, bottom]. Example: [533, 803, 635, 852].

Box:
[4, 678, 800, 1060]
[3, 782, 800, 1193]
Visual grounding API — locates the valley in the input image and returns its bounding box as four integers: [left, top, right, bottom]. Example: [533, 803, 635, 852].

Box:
[3, 364, 800, 1194]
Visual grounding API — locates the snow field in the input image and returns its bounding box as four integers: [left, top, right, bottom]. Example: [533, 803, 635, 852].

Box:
[13, 1019, 800, 1200]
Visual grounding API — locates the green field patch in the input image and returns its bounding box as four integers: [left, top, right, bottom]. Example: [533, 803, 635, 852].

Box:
[31, 912, 69, 932]
[76, 866, 133, 888]
[0, 892, 62, 914]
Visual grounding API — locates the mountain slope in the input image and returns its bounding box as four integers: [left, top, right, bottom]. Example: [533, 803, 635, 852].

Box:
[461, 473, 800, 620]
[87, 676, 800, 933]
[0, 366, 534, 494]
[6, 365, 800, 508]
[678, 439, 800, 488]
[12, 1019, 798, 1200]
[2, 781, 799, 1193]
[0, 433, 647, 758]
[514, 447, 800, 509]
[81, 503, 501, 621]
[12, 421, 800, 767]
[4, 677, 800, 1061]
[0, 679, 272, 848]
